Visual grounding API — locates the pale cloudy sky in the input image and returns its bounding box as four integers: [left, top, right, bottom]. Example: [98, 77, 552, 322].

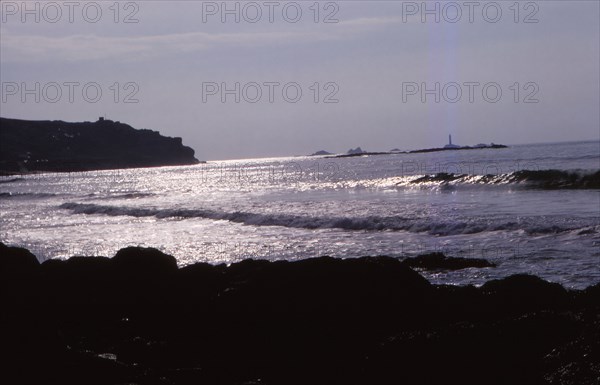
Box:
[1, 1, 599, 160]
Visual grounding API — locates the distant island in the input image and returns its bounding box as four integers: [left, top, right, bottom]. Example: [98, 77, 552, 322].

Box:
[309, 148, 368, 156]
[346, 147, 365, 155]
[408, 143, 507, 154]
[0, 117, 200, 174]
[310, 150, 333, 156]
[325, 137, 507, 159]
[411, 134, 508, 153]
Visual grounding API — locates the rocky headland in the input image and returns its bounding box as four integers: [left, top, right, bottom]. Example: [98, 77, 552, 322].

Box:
[0, 117, 200, 174]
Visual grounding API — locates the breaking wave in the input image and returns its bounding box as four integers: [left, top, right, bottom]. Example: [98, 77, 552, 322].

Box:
[0, 177, 24, 184]
[59, 202, 596, 236]
[84, 192, 157, 200]
[405, 169, 600, 189]
[0, 192, 58, 199]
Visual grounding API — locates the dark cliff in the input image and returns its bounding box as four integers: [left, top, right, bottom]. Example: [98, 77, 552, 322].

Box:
[0, 117, 200, 173]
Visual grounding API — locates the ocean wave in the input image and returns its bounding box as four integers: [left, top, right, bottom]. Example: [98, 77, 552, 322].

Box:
[59, 202, 594, 236]
[405, 169, 600, 189]
[0, 177, 24, 184]
[0, 192, 58, 199]
[111, 193, 156, 199]
[84, 192, 157, 200]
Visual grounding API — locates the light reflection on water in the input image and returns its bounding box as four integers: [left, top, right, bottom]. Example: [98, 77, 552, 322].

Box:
[1, 141, 599, 289]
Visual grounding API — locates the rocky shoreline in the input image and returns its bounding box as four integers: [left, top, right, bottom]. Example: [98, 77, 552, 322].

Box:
[1, 243, 599, 384]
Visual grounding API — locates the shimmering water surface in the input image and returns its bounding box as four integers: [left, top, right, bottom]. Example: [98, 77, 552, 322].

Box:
[1, 141, 599, 288]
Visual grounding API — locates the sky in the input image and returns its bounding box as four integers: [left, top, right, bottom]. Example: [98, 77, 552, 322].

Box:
[1, 1, 599, 160]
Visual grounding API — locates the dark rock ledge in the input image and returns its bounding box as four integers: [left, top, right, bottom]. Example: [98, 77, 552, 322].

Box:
[1, 243, 598, 385]
[402, 252, 496, 270]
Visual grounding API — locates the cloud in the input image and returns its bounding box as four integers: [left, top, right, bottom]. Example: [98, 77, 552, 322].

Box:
[0, 12, 419, 64]
[0, 29, 336, 63]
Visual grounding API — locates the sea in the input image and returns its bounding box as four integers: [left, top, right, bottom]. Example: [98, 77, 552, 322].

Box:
[1, 140, 599, 289]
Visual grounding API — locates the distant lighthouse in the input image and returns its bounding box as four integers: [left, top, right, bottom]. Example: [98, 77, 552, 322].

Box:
[444, 134, 460, 149]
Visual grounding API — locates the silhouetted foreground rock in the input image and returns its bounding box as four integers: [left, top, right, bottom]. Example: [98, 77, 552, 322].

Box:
[402, 252, 496, 270]
[1, 243, 598, 384]
[0, 242, 39, 276]
[113, 246, 178, 275]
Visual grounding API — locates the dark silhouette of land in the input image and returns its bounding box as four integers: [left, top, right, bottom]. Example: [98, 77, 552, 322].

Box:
[1, 243, 598, 384]
[0, 117, 200, 174]
[408, 143, 508, 153]
[326, 144, 508, 159]
[310, 150, 333, 156]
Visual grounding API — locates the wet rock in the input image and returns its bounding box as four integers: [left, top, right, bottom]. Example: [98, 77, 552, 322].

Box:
[0, 242, 39, 276]
[579, 282, 600, 307]
[403, 252, 496, 270]
[112, 247, 177, 275]
[1, 246, 598, 385]
[481, 274, 570, 313]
